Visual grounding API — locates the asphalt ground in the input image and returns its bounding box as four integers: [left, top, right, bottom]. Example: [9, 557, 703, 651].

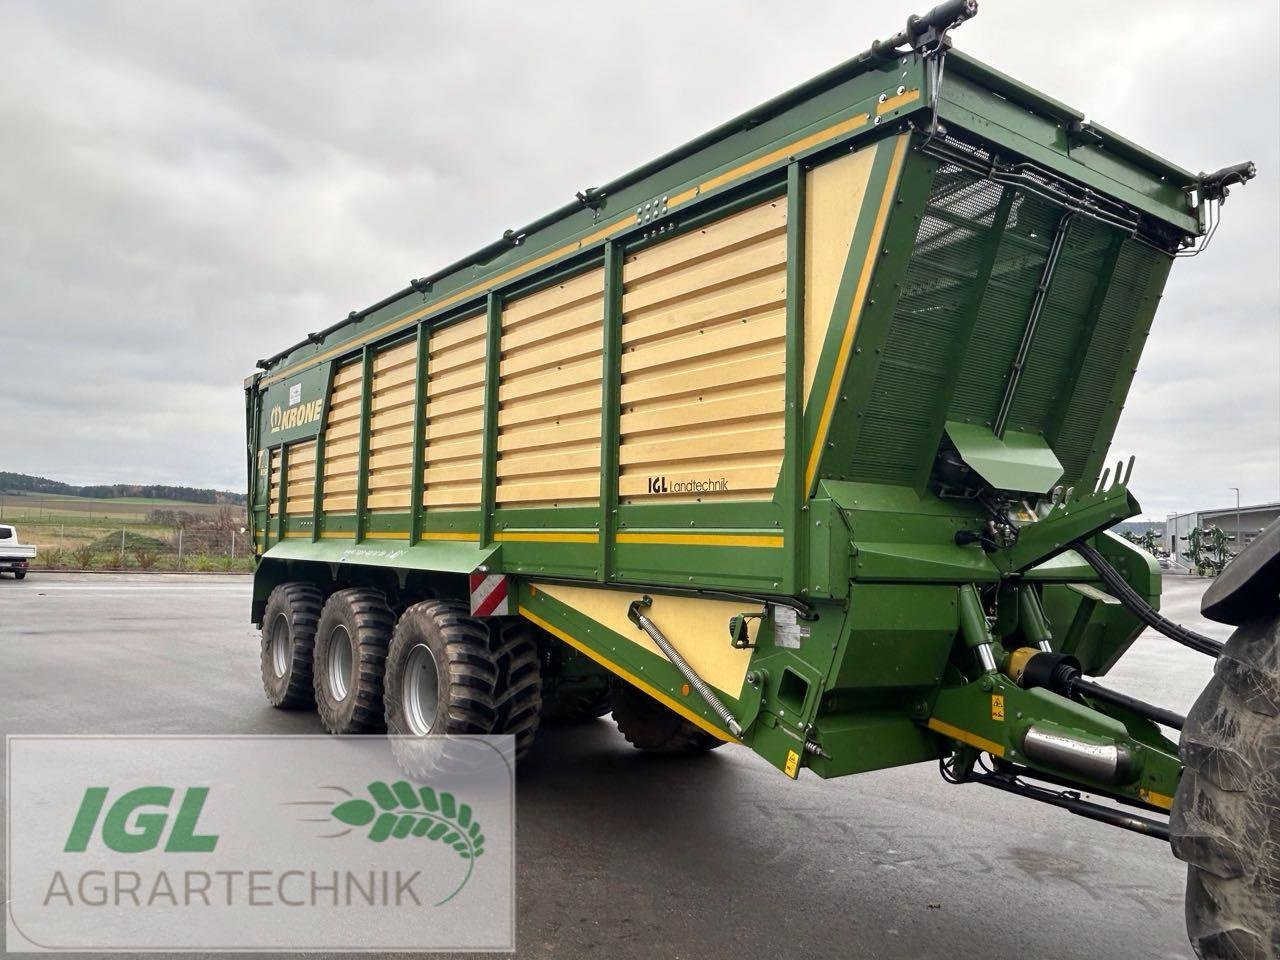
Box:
[0, 573, 1231, 960]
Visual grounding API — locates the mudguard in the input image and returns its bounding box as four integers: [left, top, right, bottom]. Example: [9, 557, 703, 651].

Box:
[1201, 518, 1280, 624]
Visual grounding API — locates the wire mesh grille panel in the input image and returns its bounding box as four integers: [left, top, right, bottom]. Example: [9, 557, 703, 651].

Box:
[846, 156, 1169, 489]
[850, 164, 1010, 485]
[1052, 239, 1169, 478]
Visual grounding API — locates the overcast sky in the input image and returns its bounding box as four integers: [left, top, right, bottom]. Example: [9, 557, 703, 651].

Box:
[2, 0, 1276, 517]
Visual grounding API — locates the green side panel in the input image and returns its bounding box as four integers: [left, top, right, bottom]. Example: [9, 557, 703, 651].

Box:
[1005, 217, 1115, 433]
[261, 537, 498, 574]
[803, 711, 939, 779]
[1038, 531, 1161, 676]
[947, 190, 1058, 423]
[827, 583, 958, 690]
[258, 361, 330, 446]
[845, 159, 991, 486]
[944, 421, 1063, 494]
[840, 151, 1174, 494]
[1050, 240, 1172, 480]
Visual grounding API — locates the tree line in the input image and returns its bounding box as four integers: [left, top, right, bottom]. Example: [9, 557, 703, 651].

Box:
[0, 472, 246, 505]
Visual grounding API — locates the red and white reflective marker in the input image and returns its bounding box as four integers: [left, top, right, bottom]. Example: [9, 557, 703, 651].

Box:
[469, 571, 510, 616]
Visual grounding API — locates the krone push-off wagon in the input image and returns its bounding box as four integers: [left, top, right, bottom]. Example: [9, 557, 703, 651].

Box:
[244, 5, 1274, 954]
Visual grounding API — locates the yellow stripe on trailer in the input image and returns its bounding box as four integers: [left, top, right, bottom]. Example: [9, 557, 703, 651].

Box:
[926, 717, 1006, 758]
[493, 530, 599, 544]
[615, 531, 784, 548]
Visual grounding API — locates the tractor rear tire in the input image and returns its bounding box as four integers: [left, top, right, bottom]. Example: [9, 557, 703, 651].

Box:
[260, 582, 323, 709]
[1171, 610, 1280, 960]
[313, 587, 394, 735]
[610, 683, 725, 755]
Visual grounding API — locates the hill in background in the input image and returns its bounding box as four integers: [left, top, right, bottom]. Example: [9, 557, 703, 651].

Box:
[0, 471, 246, 506]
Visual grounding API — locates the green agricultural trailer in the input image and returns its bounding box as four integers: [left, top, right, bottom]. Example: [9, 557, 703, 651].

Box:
[243, 4, 1274, 955]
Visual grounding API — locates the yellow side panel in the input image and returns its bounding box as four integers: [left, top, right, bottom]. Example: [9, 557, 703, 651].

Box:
[619, 197, 787, 503]
[322, 359, 363, 513]
[284, 439, 317, 515]
[366, 338, 418, 513]
[267, 448, 281, 518]
[497, 268, 604, 508]
[803, 146, 876, 407]
[424, 312, 486, 510]
[530, 583, 757, 699]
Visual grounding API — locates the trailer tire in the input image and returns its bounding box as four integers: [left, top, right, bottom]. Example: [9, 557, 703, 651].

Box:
[385, 600, 498, 741]
[543, 686, 611, 725]
[313, 588, 394, 735]
[14, 570, 25, 580]
[488, 618, 543, 758]
[260, 582, 323, 710]
[1171, 610, 1280, 960]
[610, 683, 725, 755]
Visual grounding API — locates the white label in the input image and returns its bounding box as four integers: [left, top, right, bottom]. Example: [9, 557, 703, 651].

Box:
[772, 604, 809, 649]
[288, 383, 302, 406]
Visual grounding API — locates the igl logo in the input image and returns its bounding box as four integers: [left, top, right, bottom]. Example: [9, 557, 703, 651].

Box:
[64, 787, 219, 853]
[646, 476, 668, 494]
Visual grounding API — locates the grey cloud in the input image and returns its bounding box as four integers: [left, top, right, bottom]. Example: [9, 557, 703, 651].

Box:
[1, 1, 1276, 513]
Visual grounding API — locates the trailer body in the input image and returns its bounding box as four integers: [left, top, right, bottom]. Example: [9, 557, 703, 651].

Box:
[244, 33, 1213, 801]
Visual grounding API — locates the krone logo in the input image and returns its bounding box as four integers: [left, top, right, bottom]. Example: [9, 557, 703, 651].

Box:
[269, 399, 323, 434]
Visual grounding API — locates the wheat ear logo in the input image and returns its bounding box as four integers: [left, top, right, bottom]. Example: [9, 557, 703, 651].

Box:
[291, 779, 484, 904]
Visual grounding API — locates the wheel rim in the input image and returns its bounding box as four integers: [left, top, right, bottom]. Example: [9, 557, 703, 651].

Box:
[328, 625, 354, 702]
[403, 643, 441, 735]
[269, 614, 291, 678]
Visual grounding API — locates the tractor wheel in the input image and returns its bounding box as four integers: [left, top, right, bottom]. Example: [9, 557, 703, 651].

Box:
[259, 582, 323, 709]
[610, 683, 725, 755]
[313, 587, 394, 734]
[1171, 609, 1280, 960]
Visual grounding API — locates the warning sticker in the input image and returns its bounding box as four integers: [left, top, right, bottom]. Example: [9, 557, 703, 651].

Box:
[772, 605, 809, 649]
[784, 749, 801, 778]
[991, 693, 1005, 721]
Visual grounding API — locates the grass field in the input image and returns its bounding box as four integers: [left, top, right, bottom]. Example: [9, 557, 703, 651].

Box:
[1, 493, 252, 571]
[0, 492, 232, 524]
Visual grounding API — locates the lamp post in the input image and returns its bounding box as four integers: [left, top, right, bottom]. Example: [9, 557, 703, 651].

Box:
[1228, 487, 1241, 554]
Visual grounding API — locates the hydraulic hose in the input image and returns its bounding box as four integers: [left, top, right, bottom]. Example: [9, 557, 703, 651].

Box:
[1070, 540, 1223, 658]
[1071, 677, 1185, 732]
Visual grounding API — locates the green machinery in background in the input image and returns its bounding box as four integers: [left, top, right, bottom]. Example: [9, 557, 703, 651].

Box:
[243, 4, 1273, 956]
[1182, 525, 1235, 577]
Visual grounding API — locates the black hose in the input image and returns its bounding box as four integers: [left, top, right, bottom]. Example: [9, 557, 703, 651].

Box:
[1070, 677, 1185, 731]
[1070, 540, 1223, 658]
